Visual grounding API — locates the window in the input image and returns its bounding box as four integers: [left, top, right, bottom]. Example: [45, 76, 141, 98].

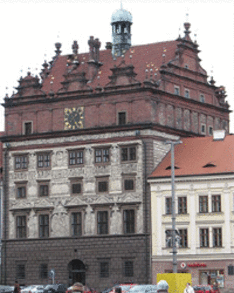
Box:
[200, 94, 205, 103]
[97, 211, 108, 235]
[199, 196, 208, 213]
[100, 262, 109, 278]
[71, 212, 82, 236]
[39, 183, 49, 197]
[24, 122, 32, 135]
[184, 89, 190, 98]
[213, 228, 222, 247]
[124, 179, 134, 191]
[165, 197, 172, 214]
[118, 112, 126, 125]
[201, 124, 206, 134]
[209, 126, 213, 135]
[15, 155, 28, 171]
[16, 264, 25, 279]
[178, 229, 188, 248]
[124, 261, 134, 277]
[97, 177, 109, 193]
[40, 264, 48, 279]
[174, 86, 180, 95]
[16, 183, 27, 199]
[165, 229, 180, 248]
[178, 197, 187, 214]
[228, 266, 234, 275]
[95, 148, 110, 164]
[123, 210, 135, 234]
[200, 228, 209, 247]
[16, 216, 27, 238]
[69, 150, 84, 166]
[39, 215, 49, 238]
[184, 64, 189, 69]
[212, 195, 221, 212]
[37, 153, 51, 169]
[72, 183, 82, 194]
[121, 146, 136, 162]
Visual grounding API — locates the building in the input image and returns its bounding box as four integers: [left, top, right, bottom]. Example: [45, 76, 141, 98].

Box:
[148, 131, 234, 289]
[0, 6, 230, 290]
[0, 132, 4, 283]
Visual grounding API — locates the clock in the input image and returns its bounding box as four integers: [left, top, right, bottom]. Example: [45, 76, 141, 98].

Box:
[64, 107, 84, 130]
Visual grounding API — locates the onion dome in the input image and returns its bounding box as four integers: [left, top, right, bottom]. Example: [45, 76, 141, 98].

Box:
[111, 8, 132, 24]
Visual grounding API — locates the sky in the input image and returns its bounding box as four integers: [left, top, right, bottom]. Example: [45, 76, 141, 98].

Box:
[0, 0, 233, 133]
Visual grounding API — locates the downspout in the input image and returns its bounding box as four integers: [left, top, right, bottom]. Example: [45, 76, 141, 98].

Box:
[2, 143, 9, 284]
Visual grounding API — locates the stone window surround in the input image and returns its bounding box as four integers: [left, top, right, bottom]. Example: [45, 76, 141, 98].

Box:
[67, 148, 85, 167]
[23, 120, 33, 135]
[15, 181, 28, 199]
[96, 176, 109, 194]
[95, 208, 110, 235]
[15, 214, 27, 239]
[201, 123, 206, 135]
[94, 146, 111, 165]
[200, 93, 205, 103]
[208, 126, 213, 136]
[38, 213, 50, 239]
[13, 153, 29, 171]
[119, 144, 138, 163]
[122, 207, 136, 235]
[184, 88, 190, 98]
[69, 177, 83, 196]
[122, 173, 137, 192]
[36, 151, 52, 170]
[70, 211, 83, 237]
[37, 180, 50, 198]
[174, 85, 180, 95]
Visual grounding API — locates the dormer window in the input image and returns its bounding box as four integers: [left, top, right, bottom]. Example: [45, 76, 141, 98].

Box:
[203, 163, 216, 168]
[184, 89, 190, 98]
[165, 165, 180, 170]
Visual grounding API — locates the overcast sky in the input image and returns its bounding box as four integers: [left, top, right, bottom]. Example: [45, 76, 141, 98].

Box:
[0, 0, 233, 133]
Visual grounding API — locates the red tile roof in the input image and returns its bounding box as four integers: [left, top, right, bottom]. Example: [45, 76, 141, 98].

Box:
[41, 40, 178, 94]
[149, 134, 234, 178]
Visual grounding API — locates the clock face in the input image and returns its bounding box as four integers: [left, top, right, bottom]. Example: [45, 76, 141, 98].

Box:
[64, 107, 84, 130]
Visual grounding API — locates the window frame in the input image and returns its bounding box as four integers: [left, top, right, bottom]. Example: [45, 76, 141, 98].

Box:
[200, 94, 205, 103]
[213, 227, 222, 247]
[118, 111, 127, 125]
[178, 196, 187, 214]
[123, 260, 134, 277]
[71, 212, 82, 237]
[14, 154, 28, 171]
[165, 197, 172, 215]
[39, 214, 50, 238]
[70, 178, 83, 196]
[120, 145, 137, 163]
[201, 123, 206, 135]
[200, 228, 209, 248]
[37, 152, 51, 170]
[16, 263, 26, 280]
[178, 229, 188, 248]
[212, 195, 221, 212]
[68, 149, 84, 167]
[38, 181, 50, 197]
[123, 209, 135, 234]
[40, 263, 48, 279]
[97, 210, 109, 235]
[99, 261, 109, 278]
[23, 121, 33, 135]
[96, 177, 109, 194]
[16, 215, 27, 239]
[174, 86, 180, 95]
[94, 147, 110, 165]
[184, 89, 190, 98]
[15, 182, 27, 199]
[199, 196, 208, 213]
[208, 126, 213, 136]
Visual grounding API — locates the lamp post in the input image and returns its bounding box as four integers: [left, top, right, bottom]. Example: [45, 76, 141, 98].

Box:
[165, 140, 182, 273]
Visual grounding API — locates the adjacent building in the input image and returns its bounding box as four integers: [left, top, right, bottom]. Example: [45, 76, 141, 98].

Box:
[149, 131, 234, 289]
[0, 6, 230, 290]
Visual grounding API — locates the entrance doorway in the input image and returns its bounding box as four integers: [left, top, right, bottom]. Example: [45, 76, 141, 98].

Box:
[68, 259, 86, 286]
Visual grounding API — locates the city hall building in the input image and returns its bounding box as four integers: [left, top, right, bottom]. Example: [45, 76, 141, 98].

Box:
[0, 5, 230, 291]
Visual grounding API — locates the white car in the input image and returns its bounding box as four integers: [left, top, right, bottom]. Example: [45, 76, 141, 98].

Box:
[21, 286, 45, 293]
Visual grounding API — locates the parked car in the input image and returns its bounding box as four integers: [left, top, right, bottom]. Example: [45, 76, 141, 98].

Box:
[193, 285, 220, 293]
[43, 284, 67, 293]
[103, 284, 137, 293]
[128, 285, 158, 293]
[0, 286, 14, 293]
[21, 286, 45, 293]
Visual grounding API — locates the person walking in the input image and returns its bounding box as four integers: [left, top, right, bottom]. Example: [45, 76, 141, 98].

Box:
[13, 281, 21, 293]
[184, 283, 194, 293]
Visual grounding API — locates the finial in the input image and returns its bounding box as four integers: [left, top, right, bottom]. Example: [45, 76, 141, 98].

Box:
[55, 42, 62, 55]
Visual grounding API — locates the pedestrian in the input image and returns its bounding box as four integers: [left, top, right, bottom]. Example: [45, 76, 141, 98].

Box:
[14, 281, 21, 293]
[184, 283, 194, 293]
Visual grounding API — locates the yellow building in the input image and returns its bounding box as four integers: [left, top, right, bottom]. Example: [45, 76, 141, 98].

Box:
[148, 131, 234, 290]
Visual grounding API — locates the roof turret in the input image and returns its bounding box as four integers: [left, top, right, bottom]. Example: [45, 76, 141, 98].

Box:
[111, 7, 132, 24]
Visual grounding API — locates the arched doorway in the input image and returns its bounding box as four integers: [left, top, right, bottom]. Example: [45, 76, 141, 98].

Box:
[68, 259, 86, 286]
